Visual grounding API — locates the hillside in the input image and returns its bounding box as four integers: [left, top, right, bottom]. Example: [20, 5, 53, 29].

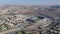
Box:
[0, 5, 60, 34]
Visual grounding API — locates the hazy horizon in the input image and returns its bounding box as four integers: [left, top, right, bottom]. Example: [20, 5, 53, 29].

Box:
[0, 0, 60, 5]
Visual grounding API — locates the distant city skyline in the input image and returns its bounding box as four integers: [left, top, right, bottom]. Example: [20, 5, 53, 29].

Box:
[0, 0, 60, 5]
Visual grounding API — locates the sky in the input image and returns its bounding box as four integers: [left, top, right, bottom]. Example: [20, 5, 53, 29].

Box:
[0, 0, 60, 5]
